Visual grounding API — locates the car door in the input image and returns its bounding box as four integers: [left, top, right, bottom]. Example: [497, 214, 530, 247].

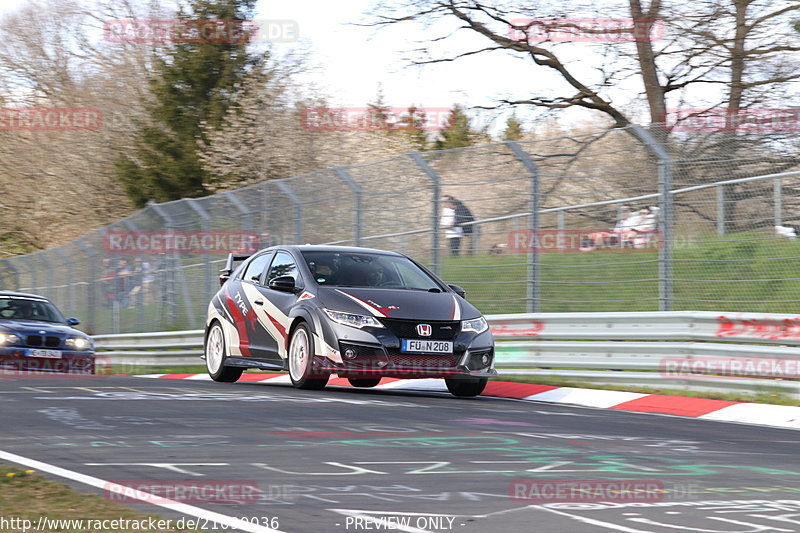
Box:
[234, 251, 276, 362]
[258, 250, 303, 361]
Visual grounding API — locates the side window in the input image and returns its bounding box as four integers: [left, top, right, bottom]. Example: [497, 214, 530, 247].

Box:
[241, 253, 272, 285]
[267, 251, 299, 282]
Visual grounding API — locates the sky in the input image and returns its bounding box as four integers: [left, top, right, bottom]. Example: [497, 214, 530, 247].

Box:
[0, 0, 646, 134]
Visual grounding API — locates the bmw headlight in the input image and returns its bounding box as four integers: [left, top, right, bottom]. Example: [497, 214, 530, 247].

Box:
[324, 309, 384, 329]
[65, 337, 91, 350]
[461, 316, 489, 334]
[0, 332, 19, 345]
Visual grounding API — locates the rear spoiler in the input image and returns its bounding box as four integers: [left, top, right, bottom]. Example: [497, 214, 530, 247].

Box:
[219, 253, 252, 286]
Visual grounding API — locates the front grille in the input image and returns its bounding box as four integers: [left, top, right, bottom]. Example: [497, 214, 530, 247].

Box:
[26, 335, 42, 347]
[389, 354, 456, 368]
[379, 319, 459, 340]
[45, 336, 61, 348]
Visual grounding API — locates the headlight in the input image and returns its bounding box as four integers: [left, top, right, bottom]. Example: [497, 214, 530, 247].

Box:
[0, 333, 19, 345]
[461, 317, 489, 334]
[324, 309, 384, 329]
[65, 337, 91, 350]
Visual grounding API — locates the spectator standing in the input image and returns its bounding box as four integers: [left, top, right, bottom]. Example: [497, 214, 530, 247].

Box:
[446, 195, 475, 254]
[441, 196, 464, 257]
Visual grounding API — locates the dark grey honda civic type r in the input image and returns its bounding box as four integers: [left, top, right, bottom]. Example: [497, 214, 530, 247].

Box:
[203, 245, 496, 397]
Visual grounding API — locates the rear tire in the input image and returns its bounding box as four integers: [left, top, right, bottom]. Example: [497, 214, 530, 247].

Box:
[445, 378, 487, 397]
[205, 321, 243, 383]
[348, 378, 381, 388]
[288, 323, 329, 390]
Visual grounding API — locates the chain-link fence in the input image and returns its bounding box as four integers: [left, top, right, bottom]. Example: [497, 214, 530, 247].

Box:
[2, 124, 799, 334]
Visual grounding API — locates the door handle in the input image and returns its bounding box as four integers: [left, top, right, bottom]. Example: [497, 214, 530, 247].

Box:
[254, 299, 264, 306]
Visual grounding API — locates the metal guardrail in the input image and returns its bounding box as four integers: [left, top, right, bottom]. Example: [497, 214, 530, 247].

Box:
[93, 311, 800, 398]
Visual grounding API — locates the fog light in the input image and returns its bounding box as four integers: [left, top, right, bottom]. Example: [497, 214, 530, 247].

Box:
[344, 348, 357, 360]
[376, 361, 387, 368]
[481, 354, 490, 365]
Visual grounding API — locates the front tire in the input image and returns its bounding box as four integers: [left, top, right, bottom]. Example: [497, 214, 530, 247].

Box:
[288, 323, 328, 390]
[348, 377, 381, 388]
[445, 378, 487, 397]
[205, 321, 243, 383]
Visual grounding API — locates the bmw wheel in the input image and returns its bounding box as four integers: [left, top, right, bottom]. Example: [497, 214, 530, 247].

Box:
[288, 323, 328, 390]
[445, 378, 487, 397]
[205, 321, 243, 383]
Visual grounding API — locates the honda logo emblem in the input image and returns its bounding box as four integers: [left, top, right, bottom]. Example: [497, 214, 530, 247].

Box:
[416, 324, 432, 337]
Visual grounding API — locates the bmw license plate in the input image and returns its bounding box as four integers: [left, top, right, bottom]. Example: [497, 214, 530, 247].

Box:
[401, 339, 453, 354]
[27, 349, 62, 359]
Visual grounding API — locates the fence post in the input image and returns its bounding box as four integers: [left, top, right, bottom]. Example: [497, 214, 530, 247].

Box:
[185, 198, 213, 307]
[148, 202, 196, 328]
[333, 166, 362, 247]
[628, 125, 673, 311]
[53, 248, 74, 317]
[774, 177, 783, 228]
[35, 251, 55, 301]
[409, 152, 441, 275]
[0, 259, 19, 290]
[75, 239, 97, 334]
[505, 141, 540, 313]
[275, 181, 303, 244]
[121, 219, 146, 332]
[716, 185, 725, 236]
[222, 190, 254, 231]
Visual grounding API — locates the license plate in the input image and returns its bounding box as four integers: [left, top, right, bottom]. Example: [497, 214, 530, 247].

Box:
[27, 349, 62, 359]
[401, 339, 453, 354]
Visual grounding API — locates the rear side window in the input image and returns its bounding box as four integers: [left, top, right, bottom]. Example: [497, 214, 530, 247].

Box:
[267, 252, 299, 282]
[241, 253, 272, 284]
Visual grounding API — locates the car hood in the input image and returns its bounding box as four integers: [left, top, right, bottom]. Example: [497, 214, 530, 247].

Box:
[317, 287, 480, 321]
[0, 319, 83, 336]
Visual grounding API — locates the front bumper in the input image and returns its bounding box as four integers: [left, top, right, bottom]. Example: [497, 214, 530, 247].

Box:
[318, 319, 497, 379]
[0, 347, 96, 374]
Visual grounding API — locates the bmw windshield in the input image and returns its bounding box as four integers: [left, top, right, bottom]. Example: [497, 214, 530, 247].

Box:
[301, 251, 445, 291]
[0, 296, 67, 323]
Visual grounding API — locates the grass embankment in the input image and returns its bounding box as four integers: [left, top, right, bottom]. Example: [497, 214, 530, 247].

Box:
[0, 467, 192, 533]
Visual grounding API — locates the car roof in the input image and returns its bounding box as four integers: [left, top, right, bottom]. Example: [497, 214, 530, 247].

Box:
[0, 291, 51, 301]
[269, 245, 405, 257]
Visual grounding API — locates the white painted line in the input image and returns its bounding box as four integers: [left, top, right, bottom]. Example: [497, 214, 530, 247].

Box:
[0, 449, 284, 533]
[132, 374, 165, 379]
[699, 403, 800, 429]
[254, 374, 293, 384]
[183, 374, 212, 380]
[523, 387, 648, 408]
[374, 379, 447, 392]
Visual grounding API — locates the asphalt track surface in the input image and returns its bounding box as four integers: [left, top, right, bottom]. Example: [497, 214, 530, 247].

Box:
[1, 374, 799, 533]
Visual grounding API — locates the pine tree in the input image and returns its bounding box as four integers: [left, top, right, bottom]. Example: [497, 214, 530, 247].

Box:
[397, 105, 429, 151]
[503, 113, 524, 140]
[434, 105, 475, 150]
[116, 0, 263, 206]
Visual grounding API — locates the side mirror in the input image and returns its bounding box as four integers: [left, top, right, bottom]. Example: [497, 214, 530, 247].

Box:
[448, 284, 466, 299]
[66, 317, 80, 326]
[269, 275, 299, 293]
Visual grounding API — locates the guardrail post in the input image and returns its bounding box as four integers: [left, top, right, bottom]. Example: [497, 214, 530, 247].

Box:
[774, 177, 782, 228]
[506, 141, 540, 313]
[628, 125, 673, 312]
[409, 153, 442, 275]
[275, 181, 303, 244]
[333, 166, 362, 247]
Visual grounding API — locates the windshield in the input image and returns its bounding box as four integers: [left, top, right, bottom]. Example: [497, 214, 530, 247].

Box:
[0, 296, 67, 323]
[301, 251, 444, 291]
